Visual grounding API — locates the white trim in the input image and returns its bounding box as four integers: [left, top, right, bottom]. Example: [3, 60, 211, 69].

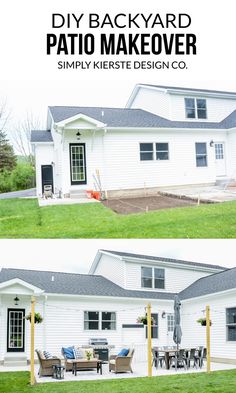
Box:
[54, 113, 106, 130]
[0, 278, 44, 295]
[43, 292, 173, 303]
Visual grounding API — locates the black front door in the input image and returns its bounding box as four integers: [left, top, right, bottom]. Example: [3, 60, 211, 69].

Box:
[41, 165, 54, 193]
[69, 143, 87, 185]
[7, 309, 25, 352]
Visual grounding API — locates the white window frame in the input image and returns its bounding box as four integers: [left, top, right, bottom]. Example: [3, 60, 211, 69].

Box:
[84, 311, 117, 331]
[226, 307, 236, 341]
[185, 97, 207, 119]
[195, 142, 208, 167]
[141, 266, 165, 289]
[139, 143, 169, 162]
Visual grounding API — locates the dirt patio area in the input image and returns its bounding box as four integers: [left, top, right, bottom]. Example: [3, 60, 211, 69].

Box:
[102, 194, 198, 215]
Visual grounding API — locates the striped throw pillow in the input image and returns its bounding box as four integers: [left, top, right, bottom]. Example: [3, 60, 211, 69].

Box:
[44, 351, 53, 359]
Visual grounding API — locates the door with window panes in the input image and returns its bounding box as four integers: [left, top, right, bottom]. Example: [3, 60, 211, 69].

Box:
[167, 314, 175, 345]
[7, 309, 25, 352]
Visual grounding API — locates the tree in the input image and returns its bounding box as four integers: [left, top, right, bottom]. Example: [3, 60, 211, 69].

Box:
[0, 100, 16, 172]
[11, 112, 42, 166]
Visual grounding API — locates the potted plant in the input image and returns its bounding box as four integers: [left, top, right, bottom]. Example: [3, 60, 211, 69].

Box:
[85, 350, 92, 361]
[137, 315, 156, 325]
[197, 318, 212, 326]
[25, 312, 43, 324]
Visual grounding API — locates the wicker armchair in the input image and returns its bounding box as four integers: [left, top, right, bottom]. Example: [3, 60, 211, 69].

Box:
[35, 349, 61, 377]
[109, 349, 135, 373]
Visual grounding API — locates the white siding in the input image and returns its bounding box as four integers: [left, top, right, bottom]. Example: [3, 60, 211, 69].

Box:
[129, 86, 236, 122]
[125, 261, 211, 293]
[130, 87, 171, 119]
[103, 130, 225, 191]
[94, 254, 125, 288]
[182, 292, 236, 361]
[227, 131, 236, 178]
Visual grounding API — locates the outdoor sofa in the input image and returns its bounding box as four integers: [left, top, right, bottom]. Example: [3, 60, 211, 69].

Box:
[61, 346, 98, 372]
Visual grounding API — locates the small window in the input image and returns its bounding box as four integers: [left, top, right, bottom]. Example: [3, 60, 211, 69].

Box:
[154, 268, 165, 289]
[141, 267, 153, 288]
[146, 313, 158, 339]
[141, 266, 165, 289]
[226, 308, 236, 341]
[156, 143, 169, 160]
[197, 99, 207, 119]
[140, 143, 153, 161]
[185, 98, 207, 119]
[102, 312, 116, 330]
[185, 98, 195, 119]
[195, 143, 207, 167]
[84, 311, 99, 330]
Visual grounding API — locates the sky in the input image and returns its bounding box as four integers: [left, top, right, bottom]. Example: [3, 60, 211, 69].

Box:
[1, 0, 236, 151]
[0, 239, 235, 273]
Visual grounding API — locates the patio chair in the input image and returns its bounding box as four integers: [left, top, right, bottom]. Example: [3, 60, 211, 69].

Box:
[170, 349, 188, 370]
[36, 349, 61, 377]
[194, 347, 205, 368]
[187, 348, 198, 368]
[109, 348, 135, 373]
[152, 348, 165, 368]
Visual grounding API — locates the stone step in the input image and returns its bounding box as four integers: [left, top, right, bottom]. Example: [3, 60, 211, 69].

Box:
[70, 189, 87, 199]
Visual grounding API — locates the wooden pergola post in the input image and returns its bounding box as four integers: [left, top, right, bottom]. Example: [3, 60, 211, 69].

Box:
[30, 296, 36, 386]
[206, 305, 211, 373]
[147, 303, 152, 377]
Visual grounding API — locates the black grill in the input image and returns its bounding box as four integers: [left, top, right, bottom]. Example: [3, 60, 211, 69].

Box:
[88, 338, 114, 362]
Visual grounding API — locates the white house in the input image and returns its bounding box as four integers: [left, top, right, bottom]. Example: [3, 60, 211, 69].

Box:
[1, 249, 235, 367]
[31, 84, 236, 198]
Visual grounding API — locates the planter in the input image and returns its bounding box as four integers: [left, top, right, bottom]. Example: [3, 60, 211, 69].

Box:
[25, 312, 43, 324]
[92, 191, 101, 200]
[197, 318, 212, 326]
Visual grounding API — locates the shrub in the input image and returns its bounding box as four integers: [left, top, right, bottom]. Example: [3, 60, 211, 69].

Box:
[0, 170, 12, 192]
[11, 163, 35, 190]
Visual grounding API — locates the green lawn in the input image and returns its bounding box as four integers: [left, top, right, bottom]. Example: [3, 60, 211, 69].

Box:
[0, 198, 236, 238]
[1, 370, 236, 393]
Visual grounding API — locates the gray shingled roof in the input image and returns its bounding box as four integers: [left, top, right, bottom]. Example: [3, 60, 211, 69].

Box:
[139, 84, 236, 96]
[47, 106, 236, 130]
[31, 130, 53, 143]
[0, 268, 175, 300]
[179, 267, 236, 300]
[49, 107, 171, 128]
[101, 250, 225, 271]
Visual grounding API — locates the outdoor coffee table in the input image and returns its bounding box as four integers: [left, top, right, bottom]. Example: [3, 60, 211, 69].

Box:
[71, 359, 102, 376]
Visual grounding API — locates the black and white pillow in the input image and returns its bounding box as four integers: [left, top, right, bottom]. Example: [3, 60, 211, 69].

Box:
[44, 351, 53, 359]
[73, 348, 83, 359]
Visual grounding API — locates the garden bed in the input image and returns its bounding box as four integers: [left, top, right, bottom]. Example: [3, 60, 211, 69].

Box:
[102, 195, 197, 215]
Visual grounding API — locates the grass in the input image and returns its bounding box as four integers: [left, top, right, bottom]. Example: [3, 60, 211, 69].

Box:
[0, 198, 236, 238]
[1, 370, 236, 393]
